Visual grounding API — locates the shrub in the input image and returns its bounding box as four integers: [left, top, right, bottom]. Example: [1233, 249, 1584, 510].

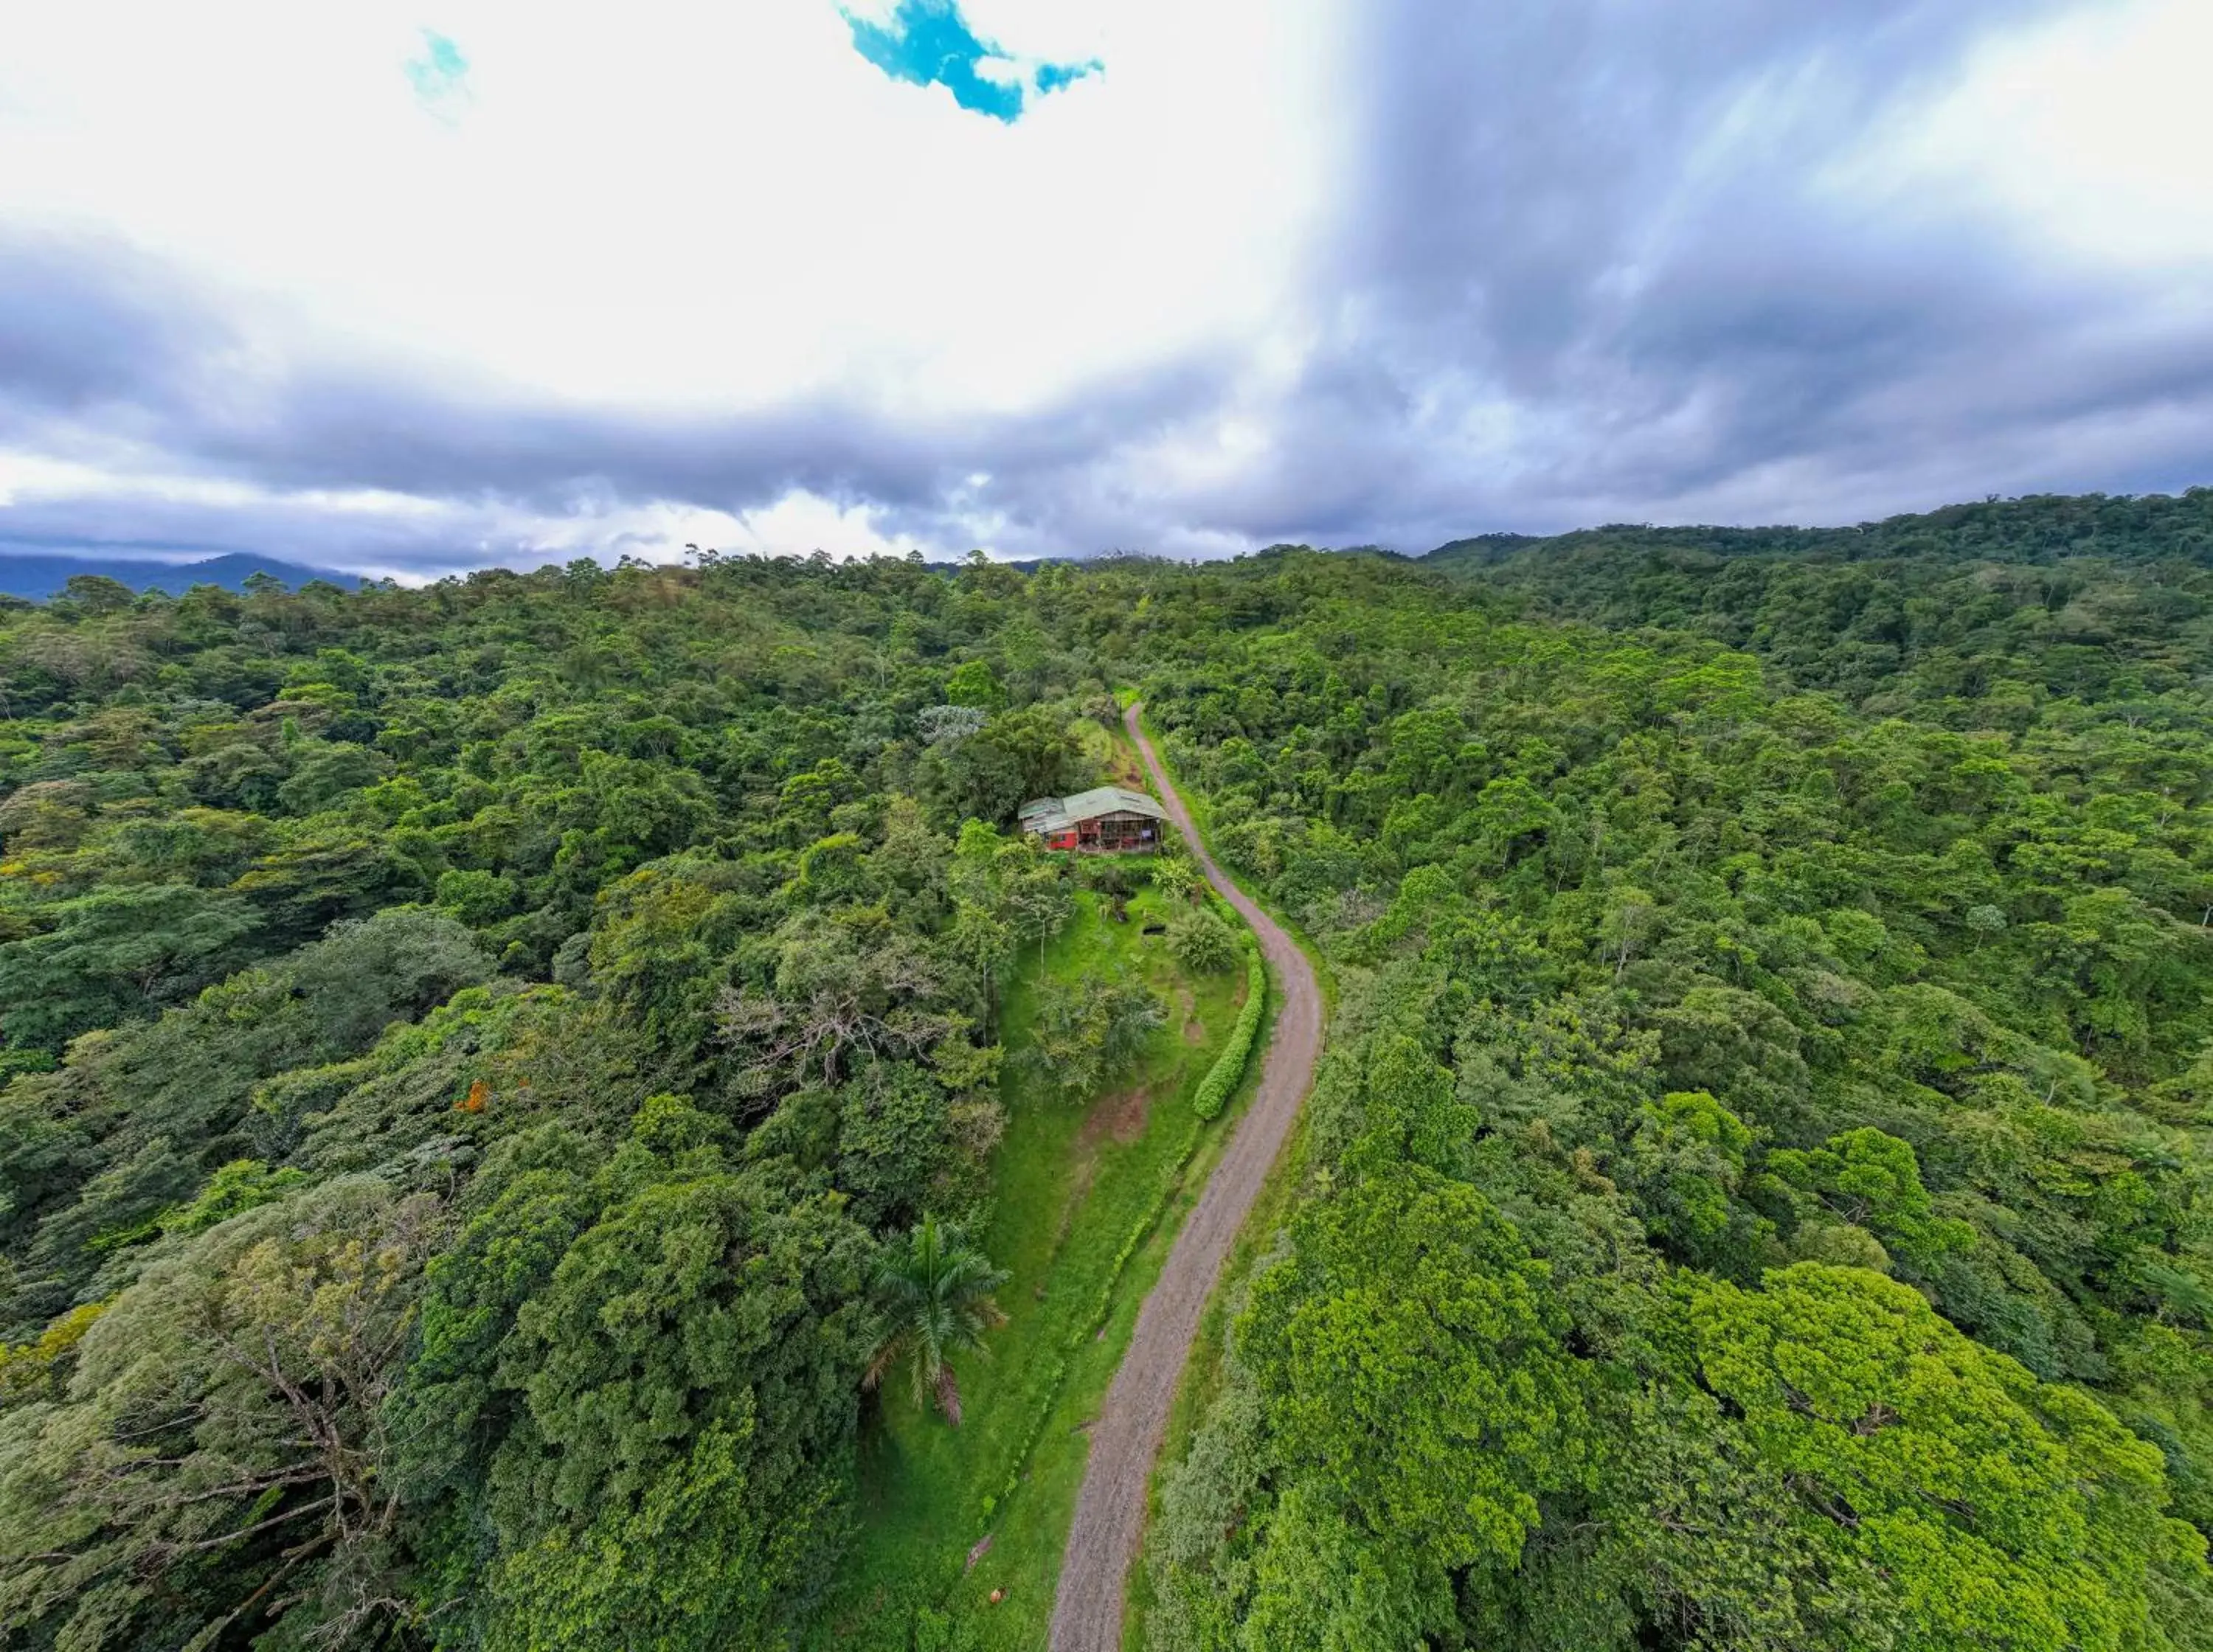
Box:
[1151, 856, 1203, 904]
[1021, 971, 1165, 1103]
[1167, 907, 1240, 974]
[1082, 856, 1141, 900]
[1193, 946, 1267, 1120]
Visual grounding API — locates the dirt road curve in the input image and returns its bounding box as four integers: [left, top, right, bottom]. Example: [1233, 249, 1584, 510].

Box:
[1047, 704, 1324, 1652]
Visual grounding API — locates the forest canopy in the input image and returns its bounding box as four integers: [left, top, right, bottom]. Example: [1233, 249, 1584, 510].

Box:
[1, 490, 2212, 1651]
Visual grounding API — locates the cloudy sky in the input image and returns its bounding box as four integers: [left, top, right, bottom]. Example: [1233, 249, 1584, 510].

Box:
[1, 0, 2209, 578]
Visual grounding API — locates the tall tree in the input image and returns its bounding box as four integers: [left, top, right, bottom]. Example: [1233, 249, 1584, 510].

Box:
[866, 1214, 1008, 1427]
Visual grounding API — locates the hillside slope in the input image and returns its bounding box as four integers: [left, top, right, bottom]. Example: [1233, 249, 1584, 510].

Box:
[1423, 488, 2213, 709]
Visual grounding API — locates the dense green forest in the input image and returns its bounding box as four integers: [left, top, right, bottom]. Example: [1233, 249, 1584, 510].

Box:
[3, 489, 2212, 1651]
[1142, 489, 2213, 1651]
[0, 555, 1146, 1650]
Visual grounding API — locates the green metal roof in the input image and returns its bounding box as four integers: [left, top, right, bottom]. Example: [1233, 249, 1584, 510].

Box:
[1018, 785, 1167, 834]
[1060, 785, 1167, 821]
[1019, 801, 1075, 834]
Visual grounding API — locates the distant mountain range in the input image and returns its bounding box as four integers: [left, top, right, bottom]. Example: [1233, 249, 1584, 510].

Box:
[0, 551, 361, 601]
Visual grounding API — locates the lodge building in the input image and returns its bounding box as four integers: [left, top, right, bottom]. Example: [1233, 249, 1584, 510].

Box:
[1017, 785, 1168, 853]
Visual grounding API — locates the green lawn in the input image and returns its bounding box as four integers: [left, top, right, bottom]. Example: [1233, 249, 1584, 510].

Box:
[810, 879, 1268, 1651]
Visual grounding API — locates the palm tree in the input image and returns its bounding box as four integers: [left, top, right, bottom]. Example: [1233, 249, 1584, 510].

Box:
[867, 1215, 1009, 1428]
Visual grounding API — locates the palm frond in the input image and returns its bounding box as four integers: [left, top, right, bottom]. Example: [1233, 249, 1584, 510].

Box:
[865, 1213, 1010, 1426]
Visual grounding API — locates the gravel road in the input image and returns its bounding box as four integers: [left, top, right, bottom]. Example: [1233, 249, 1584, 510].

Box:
[1045, 704, 1323, 1652]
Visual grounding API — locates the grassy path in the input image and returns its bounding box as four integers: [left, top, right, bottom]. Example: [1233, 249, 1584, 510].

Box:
[1046, 706, 1324, 1652]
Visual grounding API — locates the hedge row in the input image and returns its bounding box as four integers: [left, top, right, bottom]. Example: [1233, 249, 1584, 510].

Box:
[1193, 945, 1267, 1120]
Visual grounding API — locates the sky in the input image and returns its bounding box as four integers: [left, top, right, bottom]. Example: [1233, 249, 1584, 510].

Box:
[1, 0, 2210, 580]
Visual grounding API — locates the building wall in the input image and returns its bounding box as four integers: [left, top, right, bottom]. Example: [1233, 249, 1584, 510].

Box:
[1033, 811, 1160, 852]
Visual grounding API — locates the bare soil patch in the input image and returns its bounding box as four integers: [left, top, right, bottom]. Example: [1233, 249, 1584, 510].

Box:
[1078, 1086, 1152, 1150]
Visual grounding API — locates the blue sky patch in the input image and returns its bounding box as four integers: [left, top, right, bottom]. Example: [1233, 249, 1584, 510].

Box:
[405, 30, 471, 121]
[843, 1, 1099, 123]
[1034, 58, 1103, 96]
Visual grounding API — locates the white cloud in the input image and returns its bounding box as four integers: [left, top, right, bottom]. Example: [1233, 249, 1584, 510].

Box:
[1841, 0, 2213, 272]
[0, 0, 1349, 561]
[0, 1, 1334, 412]
[0, 0, 2208, 570]
[0, 439, 932, 579]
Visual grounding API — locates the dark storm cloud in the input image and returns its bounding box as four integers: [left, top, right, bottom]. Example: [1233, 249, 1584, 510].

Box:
[0, 227, 1248, 571]
[1226, 0, 2213, 548]
[0, 237, 232, 434]
[4, 0, 2212, 571]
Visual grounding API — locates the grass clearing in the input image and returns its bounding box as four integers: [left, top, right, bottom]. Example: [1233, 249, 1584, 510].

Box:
[813, 878, 1265, 1651]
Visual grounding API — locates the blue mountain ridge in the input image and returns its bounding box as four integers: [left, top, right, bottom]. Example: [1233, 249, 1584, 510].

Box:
[0, 551, 362, 601]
